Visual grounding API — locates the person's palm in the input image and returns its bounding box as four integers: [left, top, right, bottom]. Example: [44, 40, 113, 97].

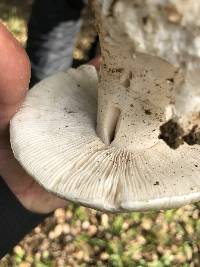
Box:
[0, 23, 67, 214]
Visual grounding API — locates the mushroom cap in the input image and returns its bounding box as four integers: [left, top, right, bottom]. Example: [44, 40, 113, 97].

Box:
[10, 65, 200, 212]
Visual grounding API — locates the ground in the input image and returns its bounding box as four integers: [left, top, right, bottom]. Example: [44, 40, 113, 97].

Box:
[0, 1, 200, 267]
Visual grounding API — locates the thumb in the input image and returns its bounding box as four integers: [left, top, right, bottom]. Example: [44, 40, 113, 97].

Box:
[0, 23, 30, 133]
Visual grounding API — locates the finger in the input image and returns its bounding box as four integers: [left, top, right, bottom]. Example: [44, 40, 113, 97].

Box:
[88, 55, 102, 71]
[0, 23, 30, 132]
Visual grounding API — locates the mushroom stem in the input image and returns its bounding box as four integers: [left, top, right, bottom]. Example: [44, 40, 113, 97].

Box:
[93, 0, 178, 151]
[94, 0, 200, 150]
[94, 0, 138, 146]
[96, 44, 135, 146]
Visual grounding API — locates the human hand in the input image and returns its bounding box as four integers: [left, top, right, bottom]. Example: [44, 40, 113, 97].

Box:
[88, 55, 101, 71]
[0, 23, 67, 214]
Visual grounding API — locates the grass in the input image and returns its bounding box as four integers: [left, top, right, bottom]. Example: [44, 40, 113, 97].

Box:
[1, 204, 200, 267]
[0, 1, 200, 267]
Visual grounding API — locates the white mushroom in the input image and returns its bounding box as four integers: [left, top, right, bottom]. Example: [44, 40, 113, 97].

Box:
[10, 0, 200, 212]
